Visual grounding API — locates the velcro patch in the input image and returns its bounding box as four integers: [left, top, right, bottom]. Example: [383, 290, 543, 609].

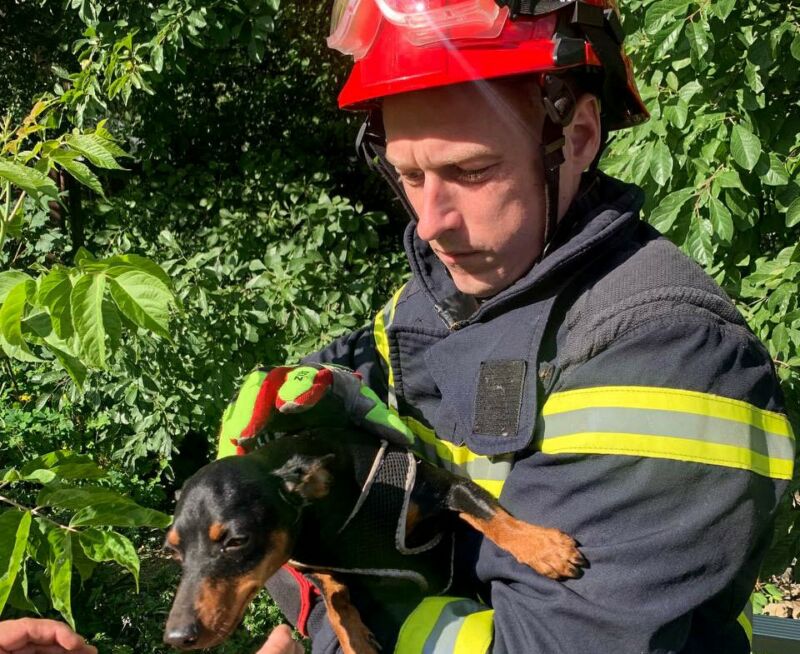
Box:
[473, 360, 526, 437]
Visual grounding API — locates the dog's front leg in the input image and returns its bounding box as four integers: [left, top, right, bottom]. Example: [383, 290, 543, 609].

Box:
[311, 571, 380, 654]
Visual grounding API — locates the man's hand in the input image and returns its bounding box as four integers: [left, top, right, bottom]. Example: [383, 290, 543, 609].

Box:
[219, 365, 413, 456]
[254, 625, 304, 654]
[0, 618, 97, 654]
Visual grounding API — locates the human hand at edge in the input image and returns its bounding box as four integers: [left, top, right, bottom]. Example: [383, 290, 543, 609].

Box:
[0, 618, 97, 654]
[254, 624, 304, 654]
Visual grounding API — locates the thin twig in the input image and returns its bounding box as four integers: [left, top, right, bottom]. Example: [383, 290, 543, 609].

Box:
[0, 493, 80, 533]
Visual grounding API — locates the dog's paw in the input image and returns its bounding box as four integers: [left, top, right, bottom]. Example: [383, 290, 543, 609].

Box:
[527, 526, 586, 579]
[513, 523, 586, 580]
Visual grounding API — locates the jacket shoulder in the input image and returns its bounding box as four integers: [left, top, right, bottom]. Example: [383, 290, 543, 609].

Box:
[559, 221, 750, 372]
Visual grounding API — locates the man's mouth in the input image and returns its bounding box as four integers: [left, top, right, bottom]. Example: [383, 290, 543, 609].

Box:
[435, 249, 481, 266]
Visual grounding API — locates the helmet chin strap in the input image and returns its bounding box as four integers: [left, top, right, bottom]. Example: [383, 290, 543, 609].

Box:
[539, 74, 577, 260]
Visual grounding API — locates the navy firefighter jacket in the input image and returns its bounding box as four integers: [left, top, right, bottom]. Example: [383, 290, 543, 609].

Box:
[306, 172, 795, 653]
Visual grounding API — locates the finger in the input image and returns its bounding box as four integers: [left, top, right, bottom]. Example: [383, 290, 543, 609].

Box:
[254, 624, 303, 654]
[0, 619, 87, 650]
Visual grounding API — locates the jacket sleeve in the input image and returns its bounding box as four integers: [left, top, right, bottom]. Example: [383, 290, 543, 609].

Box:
[397, 319, 794, 654]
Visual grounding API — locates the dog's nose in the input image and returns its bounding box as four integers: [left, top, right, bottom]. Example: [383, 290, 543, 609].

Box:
[163, 622, 199, 648]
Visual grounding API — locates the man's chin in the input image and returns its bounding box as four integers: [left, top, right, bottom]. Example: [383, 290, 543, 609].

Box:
[450, 271, 504, 299]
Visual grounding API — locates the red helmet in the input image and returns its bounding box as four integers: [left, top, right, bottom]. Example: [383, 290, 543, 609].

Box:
[328, 0, 648, 131]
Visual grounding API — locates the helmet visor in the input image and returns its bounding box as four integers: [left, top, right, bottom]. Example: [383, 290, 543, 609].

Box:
[329, 0, 509, 58]
[328, 0, 383, 59]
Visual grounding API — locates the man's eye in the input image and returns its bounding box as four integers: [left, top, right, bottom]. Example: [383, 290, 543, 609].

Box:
[458, 165, 494, 183]
[398, 170, 424, 187]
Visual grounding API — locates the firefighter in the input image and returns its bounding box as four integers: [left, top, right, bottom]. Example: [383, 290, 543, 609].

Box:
[227, 1, 794, 651]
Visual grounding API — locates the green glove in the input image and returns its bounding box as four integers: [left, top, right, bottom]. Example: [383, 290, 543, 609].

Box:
[217, 364, 414, 458]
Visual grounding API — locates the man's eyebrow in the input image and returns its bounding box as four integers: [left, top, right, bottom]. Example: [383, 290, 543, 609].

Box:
[386, 147, 498, 170]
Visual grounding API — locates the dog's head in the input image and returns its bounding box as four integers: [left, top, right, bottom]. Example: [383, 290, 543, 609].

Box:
[163, 452, 333, 649]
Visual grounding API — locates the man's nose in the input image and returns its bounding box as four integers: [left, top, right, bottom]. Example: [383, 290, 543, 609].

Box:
[415, 176, 461, 243]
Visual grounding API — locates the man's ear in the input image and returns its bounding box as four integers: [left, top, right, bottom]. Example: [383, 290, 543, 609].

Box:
[274, 454, 335, 502]
[564, 93, 602, 173]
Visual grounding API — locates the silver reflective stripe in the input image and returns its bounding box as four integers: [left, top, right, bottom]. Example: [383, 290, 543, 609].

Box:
[543, 407, 796, 463]
[421, 598, 488, 654]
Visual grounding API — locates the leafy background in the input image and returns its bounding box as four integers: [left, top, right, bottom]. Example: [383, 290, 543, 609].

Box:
[0, 0, 798, 651]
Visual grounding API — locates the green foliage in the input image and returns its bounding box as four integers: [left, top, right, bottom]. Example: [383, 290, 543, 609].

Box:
[0, 449, 170, 628]
[602, 0, 800, 575]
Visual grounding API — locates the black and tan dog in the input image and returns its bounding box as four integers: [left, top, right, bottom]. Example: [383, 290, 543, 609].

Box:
[163, 428, 585, 653]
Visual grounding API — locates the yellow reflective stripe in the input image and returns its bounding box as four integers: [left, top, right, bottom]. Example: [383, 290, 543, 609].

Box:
[544, 386, 793, 438]
[394, 596, 455, 654]
[406, 416, 484, 465]
[404, 416, 510, 498]
[539, 386, 795, 480]
[374, 308, 389, 366]
[538, 432, 794, 479]
[474, 479, 505, 498]
[738, 596, 753, 645]
[453, 609, 494, 654]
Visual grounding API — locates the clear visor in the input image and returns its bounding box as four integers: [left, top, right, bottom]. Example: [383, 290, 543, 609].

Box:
[328, 0, 509, 59]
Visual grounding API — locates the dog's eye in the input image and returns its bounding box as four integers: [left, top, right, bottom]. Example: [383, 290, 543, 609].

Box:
[222, 535, 249, 551]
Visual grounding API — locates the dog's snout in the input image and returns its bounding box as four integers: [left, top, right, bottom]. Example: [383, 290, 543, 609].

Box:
[163, 622, 199, 649]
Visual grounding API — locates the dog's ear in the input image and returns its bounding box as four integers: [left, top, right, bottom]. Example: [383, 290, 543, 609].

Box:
[274, 454, 335, 502]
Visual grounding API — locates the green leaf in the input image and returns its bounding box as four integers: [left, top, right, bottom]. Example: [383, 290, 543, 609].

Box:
[644, 0, 692, 34]
[708, 196, 734, 242]
[716, 169, 743, 190]
[104, 253, 173, 289]
[108, 270, 173, 340]
[46, 528, 74, 628]
[79, 529, 140, 591]
[36, 487, 171, 529]
[0, 510, 32, 615]
[38, 268, 74, 340]
[678, 81, 703, 104]
[0, 271, 33, 304]
[786, 198, 800, 228]
[21, 451, 105, 480]
[151, 43, 164, 73]
[649, 140, 673, 186]
[70, 274, 107, 368]
[791, 33, 800, 62]
[730, 125, 762, 171]
[64, 134, 124, 170]
[46, 341, 88, 388]
[53, 153, 105, 197]
[0, 159, 59, 199]
[686, 217, 714, 266]
[758, 154, 790, 187]
[687, 20, 709, 59]
[654, 22, 685, 60]
[70, 503, 171, 529]
[712, 0, 735, 20]
[0, 280, 34, 347]
[649, 187, 695, 233]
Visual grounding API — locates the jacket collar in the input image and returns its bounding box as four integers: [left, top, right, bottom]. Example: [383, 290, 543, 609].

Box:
[404, 172, 645, 328]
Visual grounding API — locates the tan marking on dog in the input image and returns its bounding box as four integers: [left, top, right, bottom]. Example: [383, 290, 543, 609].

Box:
[313, 572, 378, 654]
[459, 508, 585, 580]
[299, 462, 331, 500]
[166, 528, 180, 547]
[404, 500, 421, 538]
[193, 530, 292, 648]
[208, 522, 226, 542]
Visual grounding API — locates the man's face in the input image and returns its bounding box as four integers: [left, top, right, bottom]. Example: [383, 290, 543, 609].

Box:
[383, 81, 546, 298]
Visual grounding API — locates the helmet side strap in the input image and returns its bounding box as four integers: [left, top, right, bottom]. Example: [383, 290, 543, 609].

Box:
[540, 74, 576, 259]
